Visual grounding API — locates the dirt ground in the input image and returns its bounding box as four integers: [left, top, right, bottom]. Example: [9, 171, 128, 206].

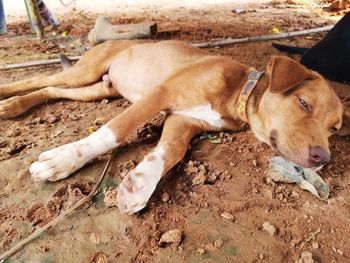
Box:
[0, 1, 350, 262]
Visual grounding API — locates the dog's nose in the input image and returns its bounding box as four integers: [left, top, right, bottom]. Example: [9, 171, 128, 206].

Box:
[309, 146, 330, 166]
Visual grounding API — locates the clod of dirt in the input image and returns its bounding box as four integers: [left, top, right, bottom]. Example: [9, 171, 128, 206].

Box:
[221, 212, 234, 221]
[26, 203, 53, 226]
[196, 248, 206, 255]
[192, 171, 206, 186]
[0, 140, 9, 148]
[90, 232, 101, 244]
[7, 141, 30, 155]
[296, 252, 314, 263]
[161, 192, 170, 202]
[262, 221, 277, 236]
[47, 181, 94, 214]
[45, 113, 60, 124]
[214, 239, 224, 249]
[91, 251, 108, 263]
[159, 229, 182, 249]
[205, 242, 217, 252]
[103, 187, 118, 208]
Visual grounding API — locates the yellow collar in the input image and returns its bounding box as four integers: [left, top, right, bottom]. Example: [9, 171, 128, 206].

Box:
[236, 70, 264, 122]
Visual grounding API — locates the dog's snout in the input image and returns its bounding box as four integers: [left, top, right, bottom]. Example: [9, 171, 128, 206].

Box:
[309, 146, 330, 166]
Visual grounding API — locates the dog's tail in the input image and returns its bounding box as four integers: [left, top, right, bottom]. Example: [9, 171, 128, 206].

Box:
[272, 43, 309, 55]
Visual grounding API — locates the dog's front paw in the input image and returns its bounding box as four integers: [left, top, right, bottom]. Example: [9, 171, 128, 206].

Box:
[0, 96, 27, 118]
[117, 147, 165, 214]
[30, 143, 89, 182]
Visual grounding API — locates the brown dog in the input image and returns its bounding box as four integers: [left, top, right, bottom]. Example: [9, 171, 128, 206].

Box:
[0, 40, 344, 214]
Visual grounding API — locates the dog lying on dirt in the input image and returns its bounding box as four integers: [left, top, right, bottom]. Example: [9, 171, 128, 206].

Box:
[272, 12, 350, 83]
[0, 40, 344, 214]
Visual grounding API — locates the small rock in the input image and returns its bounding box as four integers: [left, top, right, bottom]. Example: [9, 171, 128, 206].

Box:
[101, 99, 109, 104]
[252, 159, 258, 167]
[299, 252, 314, 263]
[262, 221, 277, 236]
[259, 253, 264, 260]
[332, 247, 343, 256]
[161, 192, 170, 202]
[311, 242, 319, 249]
[220, 212, 234, 220]
[159, 229, 182, 248]
[196, 248, 205, 255]
[192, 171, 206, 186]
[214, 239, 224, 249]
[206, 173, 217, 184]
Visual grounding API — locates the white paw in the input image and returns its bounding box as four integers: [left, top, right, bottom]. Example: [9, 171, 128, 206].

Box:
[30, 125, 119, 183]
[30, 142, 89, 182]
[117, 147, 165, 214]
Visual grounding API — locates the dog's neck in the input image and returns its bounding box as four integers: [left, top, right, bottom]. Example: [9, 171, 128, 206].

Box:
[245, 72, 271, 144]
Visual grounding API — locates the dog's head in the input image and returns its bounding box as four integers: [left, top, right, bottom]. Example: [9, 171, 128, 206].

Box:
[249, 56, 343, 168]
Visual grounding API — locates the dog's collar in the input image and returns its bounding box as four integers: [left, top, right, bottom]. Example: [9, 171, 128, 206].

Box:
[236, 70, 264, 122]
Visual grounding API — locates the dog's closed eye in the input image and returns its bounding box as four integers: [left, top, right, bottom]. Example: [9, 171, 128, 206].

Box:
[297, 97, 311, 112]
[330, 126, 338, 133]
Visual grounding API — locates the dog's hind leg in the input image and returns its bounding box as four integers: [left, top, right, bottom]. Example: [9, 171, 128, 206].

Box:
[0, 40, 146, 99]
[29, 85, 172, 182]
[0, 64, 106, 99]
[0, 81, 119, 118]
[117, 114, 204, 214]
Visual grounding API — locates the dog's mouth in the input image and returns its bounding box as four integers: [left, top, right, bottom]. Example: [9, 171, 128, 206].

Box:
[269, 129, 311, 168]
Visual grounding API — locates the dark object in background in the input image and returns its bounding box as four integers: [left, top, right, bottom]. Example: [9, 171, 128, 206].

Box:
[0, 0, 6, 34]
[273, 12, 350, 83]
[35, 0, 59, 28]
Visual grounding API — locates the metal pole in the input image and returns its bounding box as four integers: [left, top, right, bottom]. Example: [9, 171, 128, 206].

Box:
[0, 0, 6, 34]
[24, 0, 44, 39]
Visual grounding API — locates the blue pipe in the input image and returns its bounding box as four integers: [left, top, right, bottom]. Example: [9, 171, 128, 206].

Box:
[0, 0, 6, 34]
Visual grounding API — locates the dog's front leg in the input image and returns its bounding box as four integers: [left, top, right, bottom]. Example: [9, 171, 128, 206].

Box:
[30, 86, 170, 182]
[117, 114, 204, 214]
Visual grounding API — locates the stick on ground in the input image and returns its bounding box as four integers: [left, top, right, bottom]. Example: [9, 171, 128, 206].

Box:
[0, 25, 334, 70]
[0, 150, 116, 262]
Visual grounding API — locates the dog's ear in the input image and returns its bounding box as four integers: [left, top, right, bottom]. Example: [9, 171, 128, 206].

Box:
[267, 56, 313, 93]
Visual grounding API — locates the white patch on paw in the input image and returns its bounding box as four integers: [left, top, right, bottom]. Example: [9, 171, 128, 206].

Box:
[174, 104, 224, 128]
[117, 146, 165, 214]
[30, 125, 118, 182]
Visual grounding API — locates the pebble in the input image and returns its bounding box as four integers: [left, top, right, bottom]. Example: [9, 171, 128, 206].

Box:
[299, 252, 314, 263]
[262, 221, 277, 236]
[196, 248, 205, 255]
[159, 229, 182, 248]
[214, 239, 224, 249]
[161, 192, 170, 202]
[311, 242, 319, 249]
[220, 212, 234, 220]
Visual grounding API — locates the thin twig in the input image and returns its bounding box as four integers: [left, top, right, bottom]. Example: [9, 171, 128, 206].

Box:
[0, 56, 81, 70]
[192, 25, 333, 48]
[0, 149, 116, 261]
